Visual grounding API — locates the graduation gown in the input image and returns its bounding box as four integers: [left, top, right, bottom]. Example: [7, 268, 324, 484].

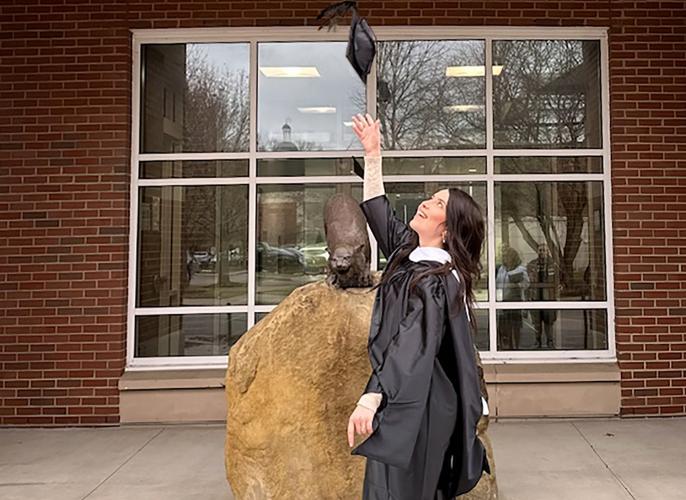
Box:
[351, 195, 490, 499]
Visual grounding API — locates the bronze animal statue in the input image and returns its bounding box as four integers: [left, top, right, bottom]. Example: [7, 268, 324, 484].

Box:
[324, 193, 372, 289]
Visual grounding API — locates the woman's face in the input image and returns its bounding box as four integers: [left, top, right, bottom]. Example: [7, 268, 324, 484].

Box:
[409, 189, 449, 244]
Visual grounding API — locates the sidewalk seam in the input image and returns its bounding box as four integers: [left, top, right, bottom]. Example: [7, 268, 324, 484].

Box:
[79, 427, 166, 500]
[571, 422, 637, 500]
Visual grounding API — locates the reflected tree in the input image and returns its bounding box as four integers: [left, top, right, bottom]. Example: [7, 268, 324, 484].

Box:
[184, 45, 249, 152]
[493, 40, 601, 148]
[371, 40, 485, 150]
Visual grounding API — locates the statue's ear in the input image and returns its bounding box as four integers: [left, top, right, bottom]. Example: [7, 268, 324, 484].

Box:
[355, 243, 365, 252]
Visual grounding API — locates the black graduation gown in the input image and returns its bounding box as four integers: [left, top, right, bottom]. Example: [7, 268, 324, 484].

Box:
[351, 195, 490, 499]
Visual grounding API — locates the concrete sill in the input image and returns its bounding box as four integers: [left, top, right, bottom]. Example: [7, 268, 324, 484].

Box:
[482, 361, 620, 384]
[119, 368, 226, 391]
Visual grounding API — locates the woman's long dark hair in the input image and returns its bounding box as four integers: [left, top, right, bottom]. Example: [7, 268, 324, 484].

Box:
[379, 188, 485, 332]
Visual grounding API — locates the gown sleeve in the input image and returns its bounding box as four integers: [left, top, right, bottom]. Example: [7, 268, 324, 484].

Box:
[359, 194, 414, 260]
[351, 277, 446, 469]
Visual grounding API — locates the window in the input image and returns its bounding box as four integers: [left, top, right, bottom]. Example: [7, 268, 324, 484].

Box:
[130, 28, 613, 367]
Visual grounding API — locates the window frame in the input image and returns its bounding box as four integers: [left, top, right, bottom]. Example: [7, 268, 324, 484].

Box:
[127, 26, 614, 369]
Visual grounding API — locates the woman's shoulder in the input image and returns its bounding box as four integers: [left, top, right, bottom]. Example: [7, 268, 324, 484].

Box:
[413, 270, 448, 299]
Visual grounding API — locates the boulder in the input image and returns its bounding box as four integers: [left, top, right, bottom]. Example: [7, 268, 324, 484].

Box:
[225, 280, 497, 499]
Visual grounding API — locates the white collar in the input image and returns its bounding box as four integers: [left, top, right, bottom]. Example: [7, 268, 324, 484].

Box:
[409, 246, 452, 264]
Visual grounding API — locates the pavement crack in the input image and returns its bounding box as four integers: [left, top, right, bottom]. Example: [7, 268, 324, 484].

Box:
[80, 427, 166, 499]
[571, 422, 637, 500]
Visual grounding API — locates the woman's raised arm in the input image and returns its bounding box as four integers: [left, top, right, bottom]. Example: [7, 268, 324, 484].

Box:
[351, 113, 384, 200]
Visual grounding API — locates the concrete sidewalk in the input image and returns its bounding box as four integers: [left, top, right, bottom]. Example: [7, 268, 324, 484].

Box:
[0, 418, 684, 500]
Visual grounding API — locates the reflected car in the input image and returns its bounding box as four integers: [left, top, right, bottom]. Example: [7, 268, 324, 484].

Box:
[301, 243, 329, 275]
[192, 250, 215, 270]
[256, 242, 304, 273]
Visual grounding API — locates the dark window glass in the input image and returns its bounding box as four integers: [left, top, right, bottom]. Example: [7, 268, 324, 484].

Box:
[495, 156, 602, 174]
[137, 185, 248, 307]
[135, 313, 247, 357]
[140, 160, 248, 179]
[496, 309, 607, 351]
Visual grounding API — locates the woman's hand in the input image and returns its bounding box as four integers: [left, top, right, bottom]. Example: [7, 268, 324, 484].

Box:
[347, 404, 375, 447]
[351, 113, 381, 157]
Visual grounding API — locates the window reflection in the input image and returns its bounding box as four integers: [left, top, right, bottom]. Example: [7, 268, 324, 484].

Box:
[495, 181, 606, 302]
[256, 184, 362, 304]
[140, 160, 248, 179]
[258, 158, 355, 177]
[496, 309, 607, 351]
[381, 157, 486, 175]
[141, 44, 250, 153]
[137, 185, 248, 307]
[494, 156, 602, 175]
[257, 43, 365, 151]
[135, 313, 247, 357]
[493, 40, 602, 148]
[474, 309, 489, 351]
[382, 183, 488, 301]
[377, 40, 485, 150]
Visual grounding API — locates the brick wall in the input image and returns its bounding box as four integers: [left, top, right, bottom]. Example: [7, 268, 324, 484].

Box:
[0, 1, 684, 425]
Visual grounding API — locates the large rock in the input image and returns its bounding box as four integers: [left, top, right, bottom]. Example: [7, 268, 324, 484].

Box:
[225, 280, 497, 500]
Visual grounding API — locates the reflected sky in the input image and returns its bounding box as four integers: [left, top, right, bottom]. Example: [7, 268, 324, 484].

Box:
[258, 42, 365, 151]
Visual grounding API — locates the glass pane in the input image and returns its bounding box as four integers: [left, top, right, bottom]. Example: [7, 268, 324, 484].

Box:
[135, 313, 247, 357]
[257, 42, 365, 151]
[256, 184, 362, 304]
[496, 308, 607, 351]
[382, 157, 486, 175]
[474, 308, 489, 351]
[141, 43, 249, 153]
[382, 182, 488, 301]
[258, 158, 355, 177]
[495, 156, 602, 174]
[140, 160, 248, 179]
[493, 40, 602, 148]
[137, 185, 248, 307]
[495, 181, 606, 302]
[377, 40, 485, 150]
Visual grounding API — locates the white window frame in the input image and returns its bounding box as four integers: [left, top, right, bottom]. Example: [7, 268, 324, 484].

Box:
[127, 26, 614, 370]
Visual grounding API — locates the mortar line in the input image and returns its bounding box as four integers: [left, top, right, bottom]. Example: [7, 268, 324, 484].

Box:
[80, 427, 166, 499]
[571, 422, 637, 500]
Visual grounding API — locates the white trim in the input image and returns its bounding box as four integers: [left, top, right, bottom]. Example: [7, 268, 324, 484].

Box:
[140, 148, 605, 161]
[485, 37, 497, 355]
[126, 27, 615, 369]
[126, 36, 142, 368]
[134, 306, 249, 315]
[494, 301, 609, 309]
[130, 26, 609, 43]
[139, 152, 250, 161]
[138, 177, 250, 186]
[247, 40, 258, 330]
[600, 34, 617, 360]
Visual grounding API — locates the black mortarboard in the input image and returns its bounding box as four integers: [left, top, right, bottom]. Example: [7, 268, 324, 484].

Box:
[315, 1, 376, 83]
[346, 9, 376, 83]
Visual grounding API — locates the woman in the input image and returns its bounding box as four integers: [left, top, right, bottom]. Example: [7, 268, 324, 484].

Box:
[347, 114, 490, 499]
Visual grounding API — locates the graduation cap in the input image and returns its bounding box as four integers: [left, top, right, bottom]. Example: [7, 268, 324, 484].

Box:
[316, 1, 377, 83]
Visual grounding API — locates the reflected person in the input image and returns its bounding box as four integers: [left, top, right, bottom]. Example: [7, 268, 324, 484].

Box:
[526, 243, 561, 349]
[495, 246, 529, 350]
